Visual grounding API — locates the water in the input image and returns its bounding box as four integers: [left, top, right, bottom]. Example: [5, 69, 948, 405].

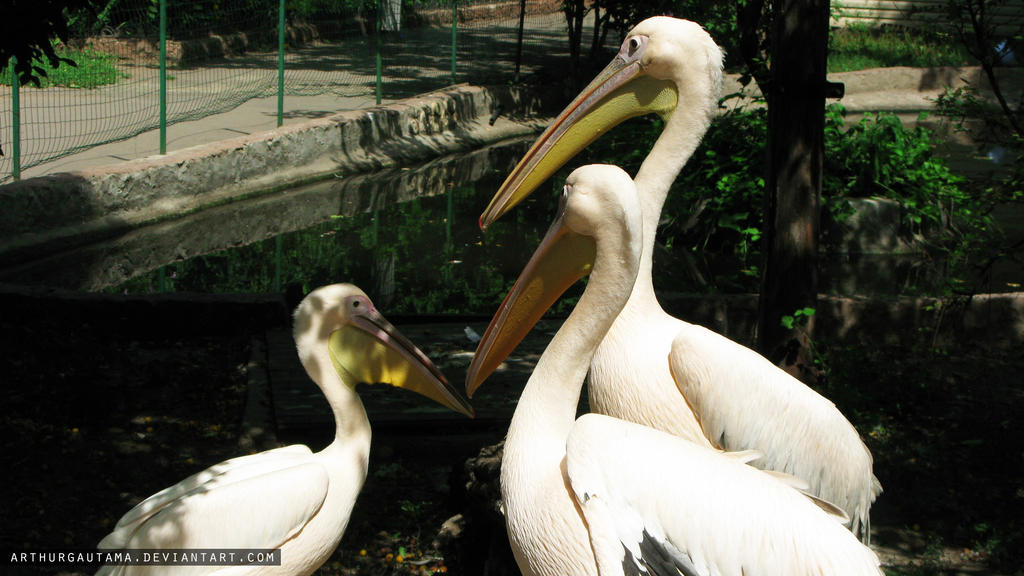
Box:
[3, 137, 1019, 311]
[2, 138, 582, 315]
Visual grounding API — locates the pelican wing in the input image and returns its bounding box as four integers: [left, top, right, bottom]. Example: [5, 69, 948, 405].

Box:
[99, 445, 326, 551]
[573, 490, 700, 576]
[667, 324, 881, 540]
[565, 413, 883, 576]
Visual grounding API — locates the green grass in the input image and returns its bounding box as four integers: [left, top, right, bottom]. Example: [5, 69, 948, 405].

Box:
[1, 45, 127, 88]
[829, 24, 973, 72]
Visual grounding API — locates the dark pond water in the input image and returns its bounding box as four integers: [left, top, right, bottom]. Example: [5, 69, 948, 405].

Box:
[4, 135, 1019, 313]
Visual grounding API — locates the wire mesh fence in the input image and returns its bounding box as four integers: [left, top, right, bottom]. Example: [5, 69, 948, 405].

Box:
[0, 0, 572, 183]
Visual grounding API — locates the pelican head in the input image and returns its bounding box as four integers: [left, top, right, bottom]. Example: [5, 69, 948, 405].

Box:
[479, 17, 723, 229]
[467, 165, 640, 395]
[294, 283, 474, 417]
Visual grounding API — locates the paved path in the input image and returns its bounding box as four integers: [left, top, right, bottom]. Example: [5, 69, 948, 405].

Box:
[14, 60, 1015, 182]
[1, 11, 576, 181]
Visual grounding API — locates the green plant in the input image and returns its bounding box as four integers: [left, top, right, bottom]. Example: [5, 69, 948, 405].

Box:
[289, 0, 372, 20]
[662, 103, 768, 260]
[934, 86, 1024, 293]
[780, 307, 815, 330]
[0, 43, 125, 88]
[67, 0, 159, 38]
[935, 84, 1023, 208]
[828, 24, 971, 72]
[824, 104, 973, 241]
[666, 101, 979, 261]
[398, 499, 429, 516]
[653, 101, 993, 294]
[826, 101, 1023, 297]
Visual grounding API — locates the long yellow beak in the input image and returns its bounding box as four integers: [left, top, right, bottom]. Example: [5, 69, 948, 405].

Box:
[329, 308, 474, 418]
[479, 54, 676, 230]
[466, 194, 596, 396]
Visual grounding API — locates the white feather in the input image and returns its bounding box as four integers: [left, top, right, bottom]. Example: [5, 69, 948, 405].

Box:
[480, 164, 882, 576]
[567, 414, 882, 576]
[561, 16, 882, 543]
[669, 323, 881, 536]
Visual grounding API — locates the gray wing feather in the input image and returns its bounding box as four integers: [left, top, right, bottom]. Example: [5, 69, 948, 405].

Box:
[625, 529, 701, 576]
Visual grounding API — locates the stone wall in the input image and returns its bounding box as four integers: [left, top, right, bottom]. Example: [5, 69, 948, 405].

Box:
[0, 84, 557, 269]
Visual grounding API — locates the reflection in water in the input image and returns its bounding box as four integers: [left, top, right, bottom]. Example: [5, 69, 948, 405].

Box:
[96, 137, 588, 315]
[112, 200, 993, 317]
[111, 174, 583, 316]
[2, 137, 1013, 311]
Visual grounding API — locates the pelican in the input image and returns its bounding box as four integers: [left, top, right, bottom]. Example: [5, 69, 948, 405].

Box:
[467, 164, 881, 576]
[97, 284, 473, 576]
[472, 16, 880, 542]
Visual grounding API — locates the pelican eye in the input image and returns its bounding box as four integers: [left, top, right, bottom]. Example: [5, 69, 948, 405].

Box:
[627, 36, 641, 55]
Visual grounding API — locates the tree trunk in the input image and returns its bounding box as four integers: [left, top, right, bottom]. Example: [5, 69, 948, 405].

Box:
[757, 0, 829, 381]
[737, 0, 771, 94]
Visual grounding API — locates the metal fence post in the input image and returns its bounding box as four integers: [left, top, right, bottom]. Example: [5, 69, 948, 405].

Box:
[451, 1, 457, 85]
[277, 0, 285, 127]
[10, 57, 20, 180]
[159, 0, 167, 154]
[376, 0, 383, 105]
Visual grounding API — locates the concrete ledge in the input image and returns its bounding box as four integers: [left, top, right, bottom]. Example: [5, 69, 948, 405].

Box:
[0, 83, 555, 267]
[0, 138, 532, 290]
[823, 197, 920, 254]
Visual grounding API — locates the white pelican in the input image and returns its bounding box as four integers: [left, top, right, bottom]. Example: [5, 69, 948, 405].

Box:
[467, 164, 882, 576]
[472, 16, 880, 543]
[96, 284, 473, 576]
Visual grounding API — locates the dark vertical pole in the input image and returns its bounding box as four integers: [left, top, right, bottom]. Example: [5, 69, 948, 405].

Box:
[514, 0, 526, 82]
[758, 0, 829, 377]
[159, 0, 167, 154]
[10, 57, 20, 180]
[376, 0, 383, 104]
[277, 0, 285, 127]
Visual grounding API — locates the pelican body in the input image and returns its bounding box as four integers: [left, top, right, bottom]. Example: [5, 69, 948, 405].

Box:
[474, 16, 880, 541]
[97, 284, 473, 576]
[468, 165, 882, 576]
